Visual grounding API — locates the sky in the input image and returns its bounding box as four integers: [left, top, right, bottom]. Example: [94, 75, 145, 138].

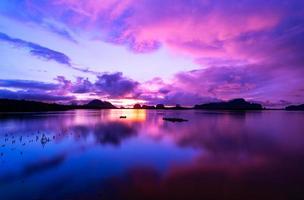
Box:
[0, 0, 303, 108]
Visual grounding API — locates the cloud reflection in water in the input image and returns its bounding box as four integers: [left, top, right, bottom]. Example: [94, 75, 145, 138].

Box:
[0, 110, 304, 199]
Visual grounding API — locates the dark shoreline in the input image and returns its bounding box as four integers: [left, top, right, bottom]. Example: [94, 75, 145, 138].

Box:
[0, 98, 303, 113]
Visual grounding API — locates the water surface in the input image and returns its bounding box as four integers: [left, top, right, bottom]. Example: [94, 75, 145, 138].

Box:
[0, 109, 304, 200]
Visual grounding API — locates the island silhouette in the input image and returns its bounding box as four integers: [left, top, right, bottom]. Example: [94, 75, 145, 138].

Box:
[0, 99, 116, 112]
[285, 104, 304, 111]
[1, 98, 304, 112]
[194, 98, 263, 110]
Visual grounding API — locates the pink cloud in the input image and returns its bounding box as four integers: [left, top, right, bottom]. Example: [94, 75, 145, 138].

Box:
[122, 7, 280, 58]
[21, 0, 301, 64]
[23, 0, 283, 57]
[2, 0, 304, 106]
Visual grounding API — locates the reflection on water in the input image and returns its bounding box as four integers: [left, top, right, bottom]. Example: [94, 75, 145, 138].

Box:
[0, 109, 304, 200]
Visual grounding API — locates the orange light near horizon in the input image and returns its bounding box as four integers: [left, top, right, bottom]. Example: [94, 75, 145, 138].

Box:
[73, 93, 100, 102]
[109, 98, 147, 108]
[73, 95, 147, 108]
[109, 109, 147, 122]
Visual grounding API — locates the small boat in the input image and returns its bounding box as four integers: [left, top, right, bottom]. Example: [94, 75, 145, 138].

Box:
[163, 117, 188, 122]
[119, 116, 127, 119]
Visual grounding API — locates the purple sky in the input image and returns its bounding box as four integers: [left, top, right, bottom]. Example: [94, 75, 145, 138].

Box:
[0, 0, 303, 107]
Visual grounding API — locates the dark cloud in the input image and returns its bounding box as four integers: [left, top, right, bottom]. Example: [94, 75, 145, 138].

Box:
[0, 89, 75, 102]
[95, 72, 139, 97]
[139, 91, 218, 106]
[0, 79, 59, 90]
[0, 72, 139, 102]
[54, 76, 94, 94]
[54, 72, 139, 98]
[44, 22, 77, 43]
[162, 92, 218, 106]
[171, 62, 304, 107]
[0, 32, 101, 75]
[1, 1, 304, 106]
[0, 32, 72, 66]
[72, 77, 94, 94]
[174, 66, 266, 97]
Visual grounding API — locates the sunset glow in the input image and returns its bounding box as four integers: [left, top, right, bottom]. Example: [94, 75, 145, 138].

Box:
[1, 2, 304, 198]
[0, 0, 303, 108]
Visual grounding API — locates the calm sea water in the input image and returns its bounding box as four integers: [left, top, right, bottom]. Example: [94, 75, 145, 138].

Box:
[0, 109, 304, 200]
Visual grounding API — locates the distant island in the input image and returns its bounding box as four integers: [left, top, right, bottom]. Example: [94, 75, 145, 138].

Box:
[84, 99, 116, 109]
[285, 104, 304, 111]
[132, 99, 263, 110]
[2, 98, 304, 112]
[194, 98, 263, 110]
[0, 99, 116, 112]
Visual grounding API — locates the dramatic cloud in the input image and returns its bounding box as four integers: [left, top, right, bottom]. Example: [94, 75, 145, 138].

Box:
[0, 32, 72, 66]
[135, 61, 304, 107]
[1, 1, 303, 59]
[0, 79, 59, 90]
[136, 77, 218, 106]
[0, 72, 139, 102]
[72, 77, 94, 94]
[0, 89, 74, 102]
[140, 91, 218, 106]
[11, 0, 300, 54]
[171, 64, 304, 105]
[43, 22, 77, 43]
[54, 76, 94, 94]
[0, 32, 101, 75]
[0, 1, 304, 106]
[95, 72, 139, 97]
[52, 72, 139, 98]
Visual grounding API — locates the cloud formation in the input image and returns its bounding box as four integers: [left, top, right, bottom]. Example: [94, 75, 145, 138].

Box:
[95, 72, 139, 97]
[0, 32, 100, 75]
[0, 72, 139, 103]
[11, 0, 301, 55]
[0, 79, 59, 90]
[0, 32, 71, 66]
[0, 1, 304, 106]
[0, 89, 74, 102]
[2, 1, 303, 61]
